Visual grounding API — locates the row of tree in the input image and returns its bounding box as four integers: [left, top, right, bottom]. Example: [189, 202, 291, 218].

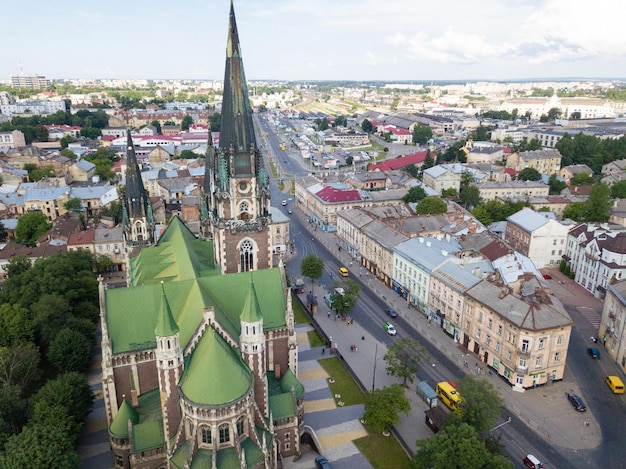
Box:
[0, 250, 99, 466]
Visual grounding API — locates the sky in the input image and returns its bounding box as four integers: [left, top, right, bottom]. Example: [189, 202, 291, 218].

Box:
[3, 0, 626, 82]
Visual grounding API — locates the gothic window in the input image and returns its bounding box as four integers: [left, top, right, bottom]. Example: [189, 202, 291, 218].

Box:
[240, 239, 254, 272]
[239, 201, 250, 220]
[236, 417, 244, 436]
[201, 426, 212, 444]
[219, 424, 230, 444]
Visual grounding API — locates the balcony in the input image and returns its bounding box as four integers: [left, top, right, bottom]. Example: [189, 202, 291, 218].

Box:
[515, 366, 527, 374]
[518, 348, 530, 357]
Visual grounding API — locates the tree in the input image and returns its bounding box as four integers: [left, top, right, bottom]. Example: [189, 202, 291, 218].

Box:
[411, 423, 498, 469]
[0, 304, 34, 347]
[416, 197, 447, 214]
[562, 202, 587, 221]
[361, 119, 373, 133]
[316, 118, 329, 131]
[459, 185, 480, 209]
[471, 205, 492, 226]
[47, 328, 93, 373]
[441, 188, 458, 198]
[60, 148, 77, 160]
[0, 424, 81, 469]
[413, 124, 433, 145]
[548, 173, 567, 195]
[448, 374, 504, 433]
[402, 186, 427, 203]
[402, 164, 419, 178]
[547, 107, 562, 121]
[178, 149, 197, 160]
[15, 211, 52, 247]
[150, 120, 162, 134]
[63, 197, 83, 212]
[60, 135, 73, 148]
[30, 372, 94, 430]
[329, 279, 361, 317]
[94, 253, 114, 273]
[0, 344, 41, 390]
[611, 180, 626, 199]
[423, 154, 435, 169]
[0, 382, 29, 446]
[181, 114, 194, 131]
[300, 254, 324, 293]
[2, 255, 31, 278]
[514, 138, 542, 153]
[517, 167, 542, 181]
[100, 200, 123, 224]
[584, 182, 611, 222]
[363, 384, 410, 433]
[570, 172, 595, 186]
[472, 125, 490, 141]
[209, 112, 221, 131]
[384, 338, 428, 387]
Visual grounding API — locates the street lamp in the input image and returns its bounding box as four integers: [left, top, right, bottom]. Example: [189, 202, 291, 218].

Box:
[490, 417, 512, 433]
[371, 342, 385, 393]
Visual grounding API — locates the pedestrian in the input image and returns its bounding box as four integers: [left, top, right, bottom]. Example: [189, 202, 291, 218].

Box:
[334, 313, 337, 322]
[464, 359, 468, 368]
[322, 347, 325, 355]
[327, 311, 331, 318]
[350, 318, 354, 325]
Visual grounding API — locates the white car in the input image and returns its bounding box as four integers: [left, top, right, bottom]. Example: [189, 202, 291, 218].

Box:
[384, 322, 397, 335]
[282, 200, 287, 206]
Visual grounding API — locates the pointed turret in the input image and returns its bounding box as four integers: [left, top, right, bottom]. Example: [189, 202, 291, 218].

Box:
[109, 396, 139, 439]
[122, 131, 155, 246]
[155, 281, 179, 337]
[240, 278, 262, 324]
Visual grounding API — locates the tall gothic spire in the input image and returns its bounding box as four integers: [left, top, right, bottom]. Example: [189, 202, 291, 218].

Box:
[220, 0, 257, 175]
[122, 131, 155, 246]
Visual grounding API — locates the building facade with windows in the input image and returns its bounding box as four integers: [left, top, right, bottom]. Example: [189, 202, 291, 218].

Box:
[464, 279, 572, 389]
[598, 280, 626, 374]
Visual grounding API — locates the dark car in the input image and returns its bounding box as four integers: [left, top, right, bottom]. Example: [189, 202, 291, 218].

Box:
[587, 347, 600, 359]
[315, 455, 332, 469]
[542, 274, 552, 280]
[567, 393, 587, 412]
[385, 308, 397, 318]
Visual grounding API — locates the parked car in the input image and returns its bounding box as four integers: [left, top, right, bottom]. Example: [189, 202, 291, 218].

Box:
[542, 274, 552, 280]
[315, 455, 332, 469]
[567, 393, 587, 412]
[384, 322, 397, 335]
[385, 308, 397, 318]
[587, 347, 600, 359]
[282, 200, 287, 206]
[523, 454, 544, 469]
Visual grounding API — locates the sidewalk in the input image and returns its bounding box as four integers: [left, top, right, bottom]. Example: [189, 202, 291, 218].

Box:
[299, 220, 603, 457]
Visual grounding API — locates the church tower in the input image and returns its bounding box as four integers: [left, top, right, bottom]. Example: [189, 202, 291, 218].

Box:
[154, 282, 183, 455]
[122, 132, 155, 246]
[239, 278, 268, 417]
[203, 1, 272, 274]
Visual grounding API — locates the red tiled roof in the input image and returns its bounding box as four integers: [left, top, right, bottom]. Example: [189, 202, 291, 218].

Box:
[390, 128, 411, 135]
[504, 168, 518, 176]
[368, 151, 431, 172]
[315, 186, 361, 203]
[68, 229, 95, 246]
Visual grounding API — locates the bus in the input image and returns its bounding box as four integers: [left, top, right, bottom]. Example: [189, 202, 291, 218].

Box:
[436, 381, 461, 411]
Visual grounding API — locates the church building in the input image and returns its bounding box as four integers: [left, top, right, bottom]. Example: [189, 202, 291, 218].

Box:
[101, 3, 303, 468]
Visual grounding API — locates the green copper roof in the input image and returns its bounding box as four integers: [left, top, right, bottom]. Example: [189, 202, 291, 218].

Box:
[170, 440, 190, 469]
[240, 278, 262, 324]
[154, 281, 179, 337]
[279, 368, 305, 400]
[130, 216, 218, 286]
[109, 397, 139, 439]
[179, 327, 252, 406]
[269, 393, 296, 421]
[190, 449, 214, 469]
[130, 388, 164, 452]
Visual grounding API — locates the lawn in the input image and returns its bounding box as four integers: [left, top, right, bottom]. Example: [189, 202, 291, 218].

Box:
[317, 358, 410, 468]
[354, 424, 411, 469]
[318, 357, 366, 407]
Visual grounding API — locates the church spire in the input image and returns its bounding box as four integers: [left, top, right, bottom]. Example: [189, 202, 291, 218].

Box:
[123, 130, 155, 246]
[220, 0, 256, 173]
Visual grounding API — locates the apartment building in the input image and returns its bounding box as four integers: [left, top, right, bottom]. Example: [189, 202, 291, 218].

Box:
[0, 130, 26, 149]
[506, 149, 562, 174]
[505, 208, 570, 268]
[476, 180, 549, 201]
[565, 223, 626, 298]
[393, 236, 461, 314]
[464, 279, 572, 389]
[598, 280, 626, 373]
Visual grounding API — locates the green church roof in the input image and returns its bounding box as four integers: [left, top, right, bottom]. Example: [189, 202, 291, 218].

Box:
[279, 368, 305, 400]
[179, 327, 252, 406]
[109, 397, 139, 439]
[154, 281, 179, 337]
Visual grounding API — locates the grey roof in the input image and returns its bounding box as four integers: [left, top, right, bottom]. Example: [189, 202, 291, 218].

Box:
[269, 206, 289, 223]
[337, 208, 375, 229]
[363, 219, 409, 249]
[506, 208, 551, 232]
[70, 185, 115, 199]
[76, 159, 96, 171]
[394, 236, 461, 272]
[94, 225, 124, 243]
[466, 280, 572, 331]
[24, 187, 69, 201]
[432, 258, 493, 292]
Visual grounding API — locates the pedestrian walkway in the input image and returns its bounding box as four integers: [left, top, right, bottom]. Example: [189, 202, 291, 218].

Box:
[284, 324, 372, 469]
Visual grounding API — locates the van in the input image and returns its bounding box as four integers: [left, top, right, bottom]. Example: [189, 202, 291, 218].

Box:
[605, 375, 625, 394]
[338, 267, 349, 277]
[523, 454, 544, 469]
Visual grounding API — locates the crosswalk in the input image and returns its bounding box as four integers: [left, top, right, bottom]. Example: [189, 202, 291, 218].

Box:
[577, 307, 601, 329]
